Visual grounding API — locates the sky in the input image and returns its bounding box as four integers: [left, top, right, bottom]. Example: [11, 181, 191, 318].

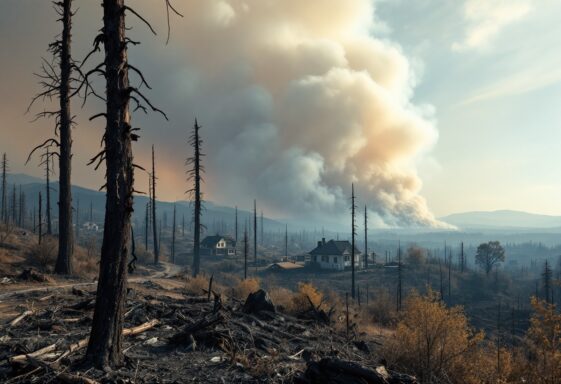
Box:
[1, 0, 560, 228]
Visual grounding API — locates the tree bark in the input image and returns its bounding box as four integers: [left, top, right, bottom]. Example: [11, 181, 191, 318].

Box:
[55, 0, 74, 275]
[85, 0, 133, 369]
[151, 145, 159, 263]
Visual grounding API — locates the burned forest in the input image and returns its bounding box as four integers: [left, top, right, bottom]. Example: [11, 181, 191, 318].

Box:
[2, 1, 561, 383]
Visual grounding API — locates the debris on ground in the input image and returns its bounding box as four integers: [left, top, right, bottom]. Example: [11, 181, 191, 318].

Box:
[0, 276, 416, 383]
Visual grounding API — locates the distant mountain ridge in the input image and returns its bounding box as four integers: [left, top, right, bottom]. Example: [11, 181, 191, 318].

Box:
[3, 173, 285, 232]
[440, 210, 561, 229]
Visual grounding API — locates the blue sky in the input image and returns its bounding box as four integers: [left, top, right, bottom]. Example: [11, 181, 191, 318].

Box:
[377, 0, 561, 216]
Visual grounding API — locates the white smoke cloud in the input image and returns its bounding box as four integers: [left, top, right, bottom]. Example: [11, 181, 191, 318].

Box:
[146, 0, 445, 227]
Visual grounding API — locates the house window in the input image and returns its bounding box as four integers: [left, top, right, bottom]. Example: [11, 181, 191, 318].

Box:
[344, 255, 350, 262]
[321, 255, 328, 262]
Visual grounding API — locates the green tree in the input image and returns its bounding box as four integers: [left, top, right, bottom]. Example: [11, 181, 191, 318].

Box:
[475, 241, 505, 275]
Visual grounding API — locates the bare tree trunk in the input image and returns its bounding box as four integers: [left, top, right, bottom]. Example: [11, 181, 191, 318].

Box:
[86, 0, 133, 368]
[188, 120, 203, 277]
[1, 153, 6, 223]
[171, 203, 176, 263]
[351, 184, 356, 299]
[38, 192, 43, 244]
[151, 145, 159, 263]
[55, 0, 74, 275]
[364, 205, 368, 270]
[397, 241, 402, 311]
[144, 202, 149, 250]
[44, 149, 53, 235]
[253, 199, 257, 266]
[244, 222, 248, 279]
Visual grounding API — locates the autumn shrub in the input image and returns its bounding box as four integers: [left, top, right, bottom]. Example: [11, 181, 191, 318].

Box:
[292, 282, 323, 312]
[363, 288, 398, 326]
[269, 287, 296, 313]
[523, 297, 561, 383]
[383, 288, 485, 384]
[185, 274, 210, 296]
[232, 278, 260, 300]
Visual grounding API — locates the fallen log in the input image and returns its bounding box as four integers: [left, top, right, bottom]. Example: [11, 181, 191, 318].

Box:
[8, 310, 34, 327]
[9, 319, 160, 365]
[57, 373, 100, 384]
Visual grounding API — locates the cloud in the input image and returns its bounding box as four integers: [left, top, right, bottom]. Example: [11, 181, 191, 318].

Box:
[453, 0, 532, 51]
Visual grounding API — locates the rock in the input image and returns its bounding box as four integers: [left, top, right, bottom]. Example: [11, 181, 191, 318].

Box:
[242, 289, 275, 314]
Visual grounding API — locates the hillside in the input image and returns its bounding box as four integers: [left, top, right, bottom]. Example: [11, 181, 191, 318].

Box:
[440, 209, 561, 229]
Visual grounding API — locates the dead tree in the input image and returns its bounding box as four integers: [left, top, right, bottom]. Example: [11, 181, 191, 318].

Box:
[10, 185, 16, 224]
[253, 199, 257, 266]
[144, 202, 149, 250]
[260, 210, 264, 245]
[151, 145, 159, 263]
[18, 187, 26, 228]
[1, 153, 7, 223]
[75, 198, 80, 242]
[235, 206, 238, 243]
[38, 192, 43, 244]
[543, 260, 552, 304]
[182, 213, 185, 237]
[244, 221, 248, 279]
[83, 0, 181, 369]
[186, 119, 204, 277]
[460, 241, 465, 273]
[351, 184, 357, 299]
[39, 148, 54, 235]
[25, 0, 76, 274]
[397, 241, 402, 311]
[364, 205, 368, 270]
[171, 203, 176, 263]
[285, 223, 288, 257]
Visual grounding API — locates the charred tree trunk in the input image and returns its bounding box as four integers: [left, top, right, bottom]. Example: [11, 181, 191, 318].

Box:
[187, 119, 204, 277]
[285, 223, 288, 257]
[253, 200, 257, 266]
[351, 184, 356, 299]
[397, 241, 402, 311]
[44, 149, 53, 235]
[151, 145, 159, 263]
[86, 0, 134, 368]
[38, 192, 43, 244]
[244, 222, 248, 279]
[1, 153, 7, 223]
[364, 205, 368, 270]
[144, 202, 149, 250]
[55, 0, 74, 274]
[235, 206, 238, 243]
[171, 203, 176, 263]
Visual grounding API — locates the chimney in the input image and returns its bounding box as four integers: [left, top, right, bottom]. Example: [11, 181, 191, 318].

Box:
[322, 238, 326, 245]
[317, 241, 322, 248]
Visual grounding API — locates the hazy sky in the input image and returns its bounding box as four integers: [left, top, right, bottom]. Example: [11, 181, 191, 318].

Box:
[1, 0, 560, 227]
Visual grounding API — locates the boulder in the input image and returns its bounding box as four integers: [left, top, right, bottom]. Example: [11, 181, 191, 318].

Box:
[243, 289, 275, 314]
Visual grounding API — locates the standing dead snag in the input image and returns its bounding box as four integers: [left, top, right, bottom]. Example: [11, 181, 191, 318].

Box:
[25, 0, 76, 273]
[83, 0, 179, 369]
[351, 184, 357, 299]
[186, 119, 204, 277]
[253, 199, 257, 267]
[171, 203, 176, 263]
[364, 205, 368, 270]
[151, 145, 159, 263]
[40, 148, 54, 236]
[1, 153, 7, 223]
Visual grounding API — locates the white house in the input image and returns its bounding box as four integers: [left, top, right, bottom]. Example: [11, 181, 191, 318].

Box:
[200, 235, 236, 256]
[308, 238, 362, 271]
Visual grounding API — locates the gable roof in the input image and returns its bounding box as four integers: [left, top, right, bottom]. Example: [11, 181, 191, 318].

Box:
[201, 235, 236, 248]
[309, 240, 361, 256]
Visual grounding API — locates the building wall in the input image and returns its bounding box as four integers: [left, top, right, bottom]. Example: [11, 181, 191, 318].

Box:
[315, 254, 361, 271]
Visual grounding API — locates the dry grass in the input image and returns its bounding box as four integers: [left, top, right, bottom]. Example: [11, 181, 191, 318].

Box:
[185, 274, 210, 296]
[26, 238, 58, 272]
[269, 287, 296, 313]
[232, 278, 260, 300]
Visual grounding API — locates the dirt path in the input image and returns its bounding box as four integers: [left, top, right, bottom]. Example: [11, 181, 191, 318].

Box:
[0, 262, 183, 301]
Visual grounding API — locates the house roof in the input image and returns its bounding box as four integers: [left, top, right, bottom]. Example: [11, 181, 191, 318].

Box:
[268, 262, 304, 271]
[309, 240, 361, 256]
[201, 235, 236, 248]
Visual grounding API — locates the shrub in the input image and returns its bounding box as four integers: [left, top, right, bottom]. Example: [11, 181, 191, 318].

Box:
[232, 278, 260, 300]
[26, 238, 57, 272]
[185, 274, 210, 296]
[269, 287, 296, 313]
[383, 288, 484, 383]
[292, 282, 323, 312]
